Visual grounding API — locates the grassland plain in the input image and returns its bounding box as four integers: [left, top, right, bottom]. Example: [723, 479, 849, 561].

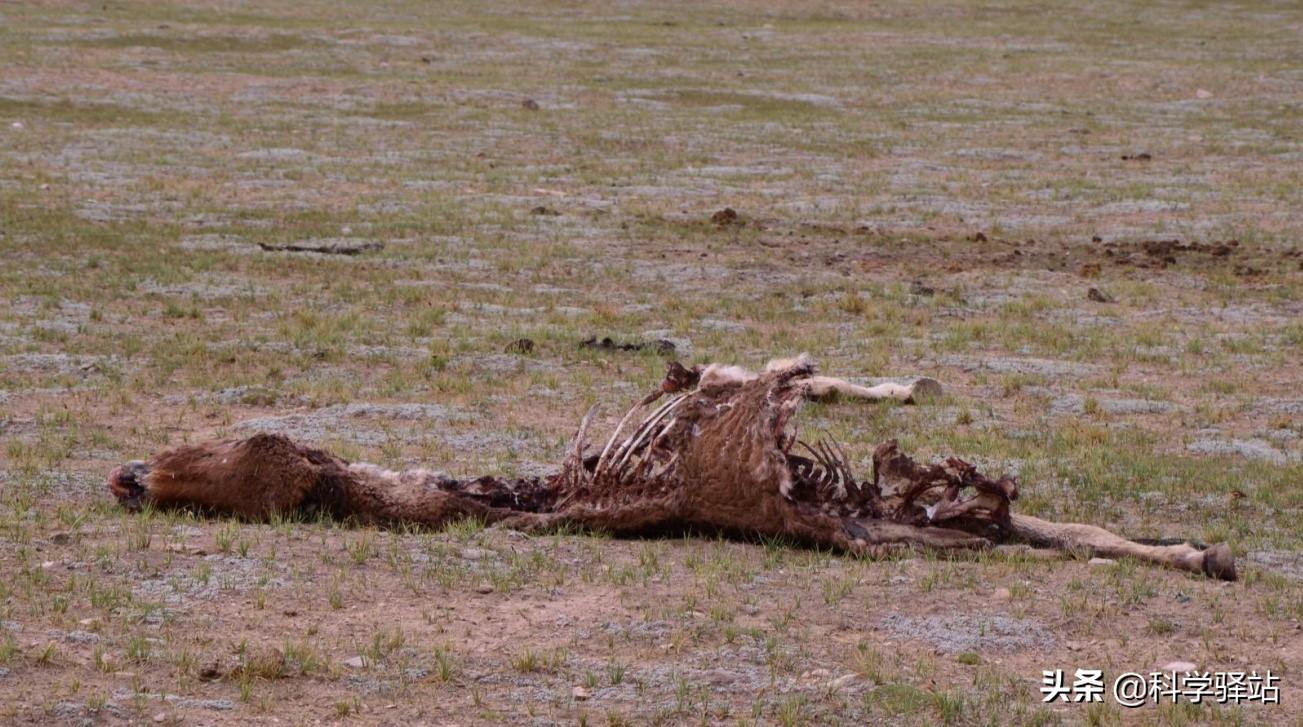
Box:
[0, 0, 1300, 724]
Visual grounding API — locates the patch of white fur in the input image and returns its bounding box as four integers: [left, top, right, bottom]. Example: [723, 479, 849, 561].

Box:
[698, 363, 756, 388]
[347, 462, 445, 488]
[763, 353, 816, 374]
[699, 353, 817, 390]
[347, 462, 399, 484]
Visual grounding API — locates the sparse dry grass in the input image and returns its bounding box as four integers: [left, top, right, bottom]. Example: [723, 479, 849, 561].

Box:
[0, 0, 1300, 724]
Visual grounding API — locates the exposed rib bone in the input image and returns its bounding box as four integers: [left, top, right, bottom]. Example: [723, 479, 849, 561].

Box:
[606, 394, 686, 477]
[594, 397, 654, 477]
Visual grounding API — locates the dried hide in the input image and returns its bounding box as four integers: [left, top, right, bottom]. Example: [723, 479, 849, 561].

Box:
[107, 356, 1236, 580]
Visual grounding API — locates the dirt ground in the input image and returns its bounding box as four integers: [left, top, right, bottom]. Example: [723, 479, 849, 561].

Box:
[0, 0, 1300, 724]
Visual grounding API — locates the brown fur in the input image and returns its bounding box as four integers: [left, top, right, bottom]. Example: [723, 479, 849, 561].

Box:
[108, 357, 1235, 580]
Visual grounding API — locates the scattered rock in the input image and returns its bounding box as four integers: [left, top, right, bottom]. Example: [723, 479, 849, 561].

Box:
[699, 668, 739, 686]
[343, 656, 371, 669]
[1088, 557, 1115, 567]
[59, 630, 100, 644]
[799, 668, 831, 685]
[580, 336, 675, 355]
[504, 338, 535, 354]
[522, 98, 540, 111]
[153, 712, 167, 723]
[710, 207, 739, 226]
[1087, 287, 1113, 303]
[993, 587, 1011, 601]
[640, 330, 692, 356]
[571, 686, 590, 701]
[1098, 238, 1238, 269]
[1195, 89, 1213, 99]
[475, 584, 494, 594]
[257, 240, 383, 256]
[530, 205, 559, 216]
[828, 673, 859, 690]
[1120, 152, 1152, 161]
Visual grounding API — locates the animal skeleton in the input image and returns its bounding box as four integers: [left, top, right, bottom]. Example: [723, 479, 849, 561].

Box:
[108, 355, 1236, 580]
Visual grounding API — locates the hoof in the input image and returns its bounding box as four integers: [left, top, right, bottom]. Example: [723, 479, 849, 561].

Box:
[107, 461, 150, 511]
[908, 377, 944, 403]
[1202, 542, 1237, 581]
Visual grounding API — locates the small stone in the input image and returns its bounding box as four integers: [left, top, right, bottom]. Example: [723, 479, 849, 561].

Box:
[828, 673, 859, 690]
[49, 532, 71, 545]
[343, 656, 370, 669]
[1161, 661, 1197, 673]
[153, 712, 167, 723]
[993, 587, 1011, 600]
[1088, 557, 1115, 567]
[9, 121, 22, 129]
[1195, 89, 1213, 99]
[197, 662, 224, 681]
[461, 548, 486, 561]
[710, 207, 739, 225]
[475, 584, 494, 594]
[571, 686, 590, 701]
[701, 669, 736, 686]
